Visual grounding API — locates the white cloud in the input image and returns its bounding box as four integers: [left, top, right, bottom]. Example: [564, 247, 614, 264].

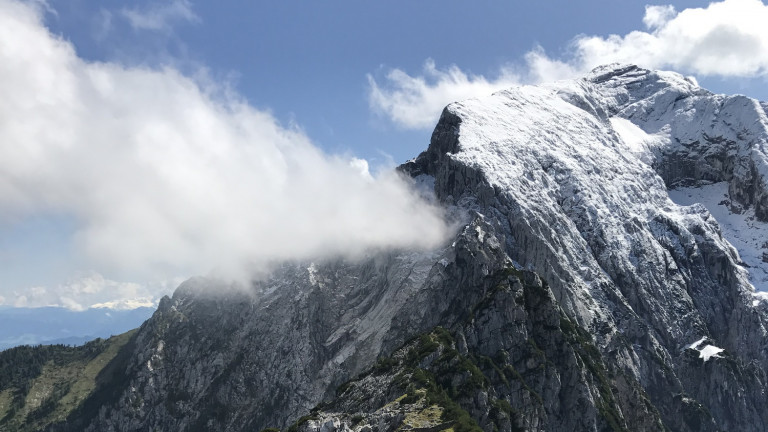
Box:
[523, 48, 583, 84]
[369, 0, 768, 129]
[643, 5, 677, 30]
[538, 0, 768, 79]
[121, 0, 199, 32]
[0, 1, 451, 293]
[1, 272, 175, 311]
[367, 59, 520, 129]
[348, 158, 373, 180]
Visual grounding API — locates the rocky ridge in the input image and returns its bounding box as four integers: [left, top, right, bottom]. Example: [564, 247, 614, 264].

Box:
[21, 64, 768, 431]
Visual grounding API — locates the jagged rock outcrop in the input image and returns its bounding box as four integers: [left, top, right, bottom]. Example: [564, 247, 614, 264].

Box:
[29, 65, 768, 431]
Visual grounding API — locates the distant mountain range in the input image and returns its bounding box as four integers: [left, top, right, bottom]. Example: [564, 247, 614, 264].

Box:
[0, 306, 155, 351]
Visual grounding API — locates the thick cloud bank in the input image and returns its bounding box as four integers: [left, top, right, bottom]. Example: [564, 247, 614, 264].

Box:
[530, 0, 768, 80]
[371, 0, 768, 129]
[0, 0, 450, 288]
[574, 0, 768, 76]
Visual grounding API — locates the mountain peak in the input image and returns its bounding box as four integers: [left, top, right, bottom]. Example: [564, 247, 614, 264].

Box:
[5, 66, 768, 431]
[585, 62, 701, 96]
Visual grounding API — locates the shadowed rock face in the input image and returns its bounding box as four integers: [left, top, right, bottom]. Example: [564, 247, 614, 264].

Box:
[44, 65, 768, 432]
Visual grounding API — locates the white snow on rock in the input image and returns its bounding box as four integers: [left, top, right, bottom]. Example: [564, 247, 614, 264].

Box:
[686, 336, 708, 350]
[669, 183, 768, 294]
[699, 345, 725, 362]
[609, 117, 669, 164]
[686, 336, 725, 362]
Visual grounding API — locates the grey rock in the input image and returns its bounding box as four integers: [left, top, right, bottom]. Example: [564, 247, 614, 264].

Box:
[48, 65, 768, 432]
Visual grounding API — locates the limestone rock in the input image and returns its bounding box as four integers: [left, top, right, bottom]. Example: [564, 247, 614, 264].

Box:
[40, 65, 768, 431]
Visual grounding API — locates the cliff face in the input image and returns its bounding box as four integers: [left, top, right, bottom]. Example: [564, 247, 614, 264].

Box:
[399, 64, 768, 430]
[29, 65, 768, 432]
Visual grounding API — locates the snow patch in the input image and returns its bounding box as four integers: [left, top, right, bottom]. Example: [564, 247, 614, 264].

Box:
[686, 337, 707, 350]
[685, 336, 725, 362]
[669, 182, 768, 293]
[699, 345, 725, 362]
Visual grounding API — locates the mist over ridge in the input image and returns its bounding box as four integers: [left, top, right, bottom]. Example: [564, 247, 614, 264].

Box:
[0, 0, 451, 295]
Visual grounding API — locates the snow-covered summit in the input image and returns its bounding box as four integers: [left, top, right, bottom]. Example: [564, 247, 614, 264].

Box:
[585, 64, 768, 208]
[585, 63, 704, 106]
[411, 63, 768, 299]
[401, 63, 768, 428]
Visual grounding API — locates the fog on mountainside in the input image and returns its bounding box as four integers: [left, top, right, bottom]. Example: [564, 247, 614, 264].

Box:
[0, 0, 451, 293]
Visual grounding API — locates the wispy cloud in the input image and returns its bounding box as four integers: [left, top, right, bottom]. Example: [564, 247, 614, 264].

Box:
[121, 0, 199, 32]
[369, 0, 768, 129]
[0, 0, 451, 302]
[368, 59, 520, 130]
[92, 8, 113, 41]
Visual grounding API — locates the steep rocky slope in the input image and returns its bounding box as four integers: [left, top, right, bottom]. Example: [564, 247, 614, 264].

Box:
[13, 64, 768, 431]
[398, 64, 768, 430]
[291, 269, 665, 432]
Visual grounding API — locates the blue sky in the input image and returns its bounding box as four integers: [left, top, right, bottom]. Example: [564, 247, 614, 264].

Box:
[43, 0, 765, 163]
[1, 0, 768, 310]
